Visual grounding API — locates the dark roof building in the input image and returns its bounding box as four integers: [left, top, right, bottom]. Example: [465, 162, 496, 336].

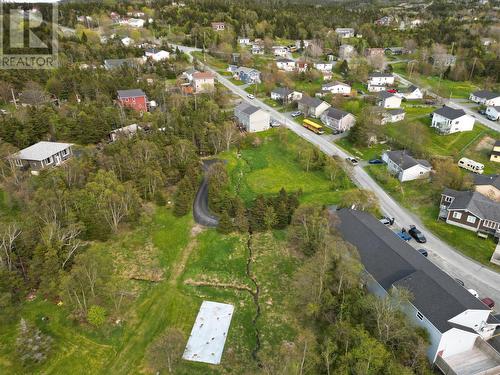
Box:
[323, 107, 350, 120]
[472, 90, 500, 100]
[473, 174, 500, 190]
[384, 150, 431, 169]
[433, 106, 466, 120]
[117, 89, 146, 98]
[442, 189, 500, 223]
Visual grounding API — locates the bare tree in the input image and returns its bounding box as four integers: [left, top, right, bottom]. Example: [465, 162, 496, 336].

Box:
[0, 222, 21, 271]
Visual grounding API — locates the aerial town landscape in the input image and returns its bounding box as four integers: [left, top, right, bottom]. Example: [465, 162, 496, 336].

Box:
[0, 0, 499, 374]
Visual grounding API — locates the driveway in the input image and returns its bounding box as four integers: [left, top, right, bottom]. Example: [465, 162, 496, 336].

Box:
[193, 160, 219, 228]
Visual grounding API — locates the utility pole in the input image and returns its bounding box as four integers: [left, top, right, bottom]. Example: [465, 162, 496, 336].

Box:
[203, 31, 206, 62]
[11, 88, 17, 108]
[469, 57, 477, 81]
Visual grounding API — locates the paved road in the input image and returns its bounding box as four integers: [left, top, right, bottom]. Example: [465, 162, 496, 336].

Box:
[176, 44, 500, 304]
[393, 72, 500, 132]
[193, 160, 219, 227]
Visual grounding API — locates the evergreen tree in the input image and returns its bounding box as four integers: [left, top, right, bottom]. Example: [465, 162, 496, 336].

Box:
[233, 198, 249, 233]
[217, 211, 233, 234]
[174, 190, 190, 217]
[263, 206, 277, 231]
[250, 195, 267, 231]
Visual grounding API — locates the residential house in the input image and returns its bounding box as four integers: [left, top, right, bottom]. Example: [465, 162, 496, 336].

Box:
[431, 106, 475, 134]
[211, 22, 225, 31]
[367, 83, 387, 93]
[234, 102, 270, 132]
[334, 208, 500, 373]
[486, 106, 500, 121]
[109, 124, 142, 142]
[121, 37, 134, 47]
[339, 44, 355, 60]
[270, 87, 302, 103]
[399, 85, 423, 100]
[231, 66, 261, 84]
[491, 140, 500, 163]
[11, 141, 73, 173]
[182, 68, 198, 82]
[276, 58, 296, 72]
[313, 62, 333, 72]
[480, 38, 495, 47]
[295, 40, 312, 50]
[320, 108, 355, 132]
[432, 53, 456, 68]
[365, 48, 385, 59]
[272, 46, 288, 57]
[192, 71, 215, 93]
[374, 16, 392, 26]
[296, 61, 308, 73]
[238, 37, 251, 45]
[410, 19, 422, 28]
[368, 72, 395, 86]
[381, 109, 405, 124]
[298, 96, 331, 118]
[127, 18, 145, 28]
[117, 89, 148, 112]
[104, 59, 136, 70]
[469, 90, 500, 107]
[321, 81, 351, 95]
[382, 150, 432, 182]
[385, 46, 406, 55]
[335, 28, 355, 38]
[473, 174, 500, 202]
[144, 49, 170, 61]
[439, 189, 500, 239]
[251, 45, 264, 55]
[378, 92, 402, 109]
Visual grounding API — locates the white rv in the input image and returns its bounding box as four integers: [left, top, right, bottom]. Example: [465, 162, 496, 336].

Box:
[457, 157, 484, 174]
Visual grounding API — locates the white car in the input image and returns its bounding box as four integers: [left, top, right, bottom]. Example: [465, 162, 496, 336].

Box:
[467, 288, 479, 298]
[247, 94, 255, 99]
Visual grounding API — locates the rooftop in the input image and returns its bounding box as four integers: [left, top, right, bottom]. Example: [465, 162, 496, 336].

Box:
[443, 188, 500, 222]
[193, 71, 215, 80]
[472, 90, 500, 100]
[236, 102, 261, 116]
[117, 89, 147, 98]
[15, 141, 73, 161]
[433, 105, 467, 120]
[473, 174, 500, 190]
[324, 107, 350, 120]
[384, 150, 431, 170]
[299, 95, 326, 108]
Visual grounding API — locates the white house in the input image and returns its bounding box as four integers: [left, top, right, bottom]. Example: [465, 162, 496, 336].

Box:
[368, 72, 395, 86]
[321, 81, 351, 95]
[320, 108, 355, 132]
[144, 49, 170, 61]
[276, 58, 296, 72]
[378, 92, 402, 109]
[270, 87, 302, 103]
[335, 209, 500, 374]
[382, 150, 432, 182]
[238, 37, 251, 45]
[251, 45, 264, 55]
[298, 95, 331, 118]
[272, 46, 288, 57]
[109, 124, 142, 142]
[431, 106, 475, 134]
[382, 109, 405, 124]
[339, 44, 355, 60]
[192, 71, 216, 93]
[11, 141, 73, 174]
[335, 28, 355, 38]
[399, 85, 423, 100]
[121, 37, 134, 47]
[485, 106, 500, 121]
[367, 83, 387, 93]
[469, 90, 500, 107]
[313, 62, 333, 72]
[127, 18, 145, 28]
[295, 39, 312, 50]
[234, 102, 270, 132]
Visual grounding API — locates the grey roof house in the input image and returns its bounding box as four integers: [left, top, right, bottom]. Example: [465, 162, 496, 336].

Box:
[320, 107, 355, 132]
[381, 150, 431, 182]
[234, 102, 270, 133]
[334, 209, 500, 373]
[297, 95, 331, 118]
[11, 141, 73, 174]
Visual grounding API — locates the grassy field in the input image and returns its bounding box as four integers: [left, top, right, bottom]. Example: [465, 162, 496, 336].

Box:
[219, 130, 355, 205]
[366, 166, 499, 268]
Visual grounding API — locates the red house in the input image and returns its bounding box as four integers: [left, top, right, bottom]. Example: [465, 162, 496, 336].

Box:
[117, 89, 148, 112]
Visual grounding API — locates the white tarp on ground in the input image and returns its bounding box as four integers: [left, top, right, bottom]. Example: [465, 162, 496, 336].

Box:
[182, 301, 234, 365]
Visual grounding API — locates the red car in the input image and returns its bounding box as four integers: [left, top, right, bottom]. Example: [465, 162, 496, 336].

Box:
[481, 297, 495, 309]
[387, 89, 398, 93]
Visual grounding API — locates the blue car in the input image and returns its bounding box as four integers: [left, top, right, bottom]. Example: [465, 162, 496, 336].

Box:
[396, 229, 412, 241]
[369, 159, 383, 165]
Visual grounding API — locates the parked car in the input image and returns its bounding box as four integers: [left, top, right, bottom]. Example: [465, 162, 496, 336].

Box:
[346, 157, 359, 165]
[481, 297, 495, 309]
[454, 278, 465, 287]
[396, 228, 412, 241]
[467, 289, 479, 298]
[291, 111, 302, 117]
[379, 216, 395, 226]
[369, 159, 383, 165]
[387, 89, 398, 93]
[357, 90, 364, 95]
[247, 94, 255, 99]
[417, 248, 428, 257]
[487, 114, 498, 121]
[270, 120, 281, 128]
[408, 225, 427, 243]
[478, 109, 486, 115]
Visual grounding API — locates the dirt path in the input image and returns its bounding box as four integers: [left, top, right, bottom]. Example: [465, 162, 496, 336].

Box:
[169, 224, 204, 285]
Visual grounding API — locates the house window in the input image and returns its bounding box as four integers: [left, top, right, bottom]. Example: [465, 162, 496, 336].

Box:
[483, 220, 497, 229]
[466, 216, 477, 224]
[444, 196, 453, 203]
[62, 149, 68, 156]
[416, 311, 424, 321]
[45, 157, 52, 165]
[452, 212, 462, 220]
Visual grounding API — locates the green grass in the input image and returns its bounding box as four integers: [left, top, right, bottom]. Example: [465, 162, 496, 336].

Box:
[192, 51, 228, 70]
[366, 166, 500, 268]
[219, 129, 355, 205]
[229, 78, 246, 86]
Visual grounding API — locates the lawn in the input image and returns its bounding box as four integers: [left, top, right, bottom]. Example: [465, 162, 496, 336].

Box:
[219, 129, 355, 205]
[192, 51, 228, 70]
[366, 166, 500, 269]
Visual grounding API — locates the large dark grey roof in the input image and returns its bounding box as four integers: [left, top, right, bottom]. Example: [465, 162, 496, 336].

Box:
[472, 90, 500, 100]
[379, 91, 396, 100]
[473, 174, 500, 190]
[369, 72, 393, 78]
[271, 87, 293, 96]
[117, 89, 146, 98]
[384, 150, 431, 170]
[388, 109, 405, 115]
[334, 209, 489, 333]
[236, 102, 261, 115]
[324, 107, 350, 120]
[433, 105, 466, 120]
[442, 188, 500, 222]
[276, 58, 294, 63]
[299, 95, 325, 108]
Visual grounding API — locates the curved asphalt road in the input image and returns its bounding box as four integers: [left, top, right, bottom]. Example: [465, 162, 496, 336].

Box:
[193, 160, 219, 227]
[173, 44, 500, 304]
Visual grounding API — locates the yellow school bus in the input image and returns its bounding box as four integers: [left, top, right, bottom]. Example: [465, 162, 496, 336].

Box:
[302, 119, 324, 135]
